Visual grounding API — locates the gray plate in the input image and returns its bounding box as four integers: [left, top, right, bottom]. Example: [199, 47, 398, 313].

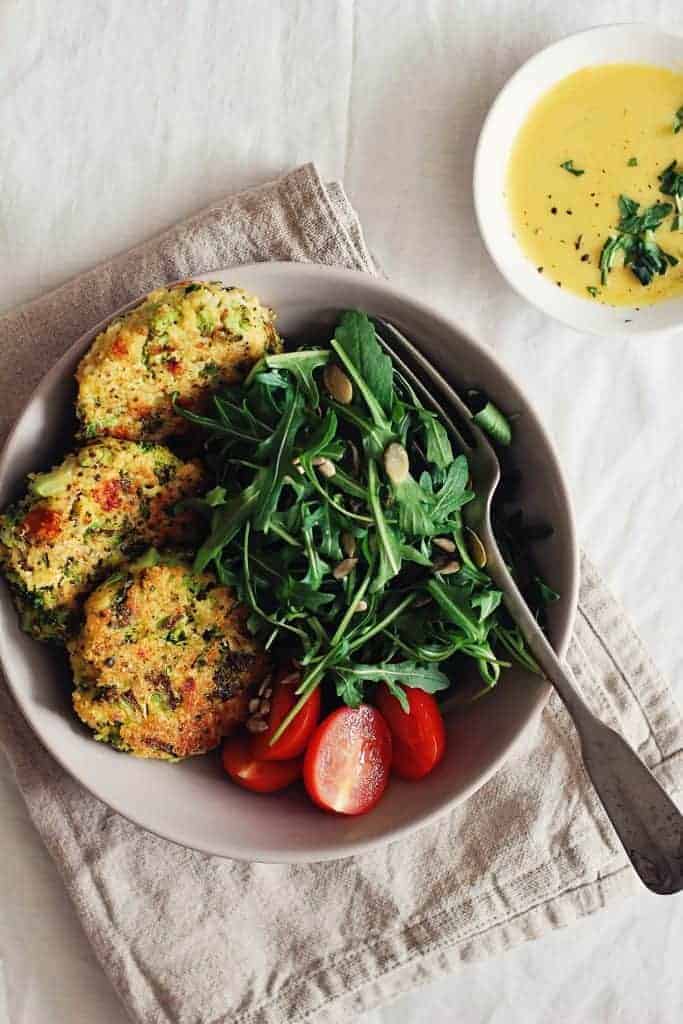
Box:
[0, 262, 578, 862]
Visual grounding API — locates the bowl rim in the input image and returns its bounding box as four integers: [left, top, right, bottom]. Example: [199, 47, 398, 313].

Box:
[473, 22, 683, 337]
[0, 261, 580, 861]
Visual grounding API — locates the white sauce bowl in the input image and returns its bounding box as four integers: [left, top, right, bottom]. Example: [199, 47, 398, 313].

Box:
[474, 24, 683, 336]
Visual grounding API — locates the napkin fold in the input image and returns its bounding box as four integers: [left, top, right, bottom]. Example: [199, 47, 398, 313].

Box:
[1, 163, 682, 1024]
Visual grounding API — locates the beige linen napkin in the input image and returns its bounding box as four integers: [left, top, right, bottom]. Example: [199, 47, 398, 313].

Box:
[1, 163, 682, 1024]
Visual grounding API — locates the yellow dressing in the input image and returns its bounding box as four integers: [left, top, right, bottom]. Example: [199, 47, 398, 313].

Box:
[507, 64, 683, 306]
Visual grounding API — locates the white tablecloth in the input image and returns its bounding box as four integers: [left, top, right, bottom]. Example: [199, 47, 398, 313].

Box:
[1, 2, 682, 1022]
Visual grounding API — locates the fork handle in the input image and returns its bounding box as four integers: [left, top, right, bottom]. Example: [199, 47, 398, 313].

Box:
[500, 582, 683, 894]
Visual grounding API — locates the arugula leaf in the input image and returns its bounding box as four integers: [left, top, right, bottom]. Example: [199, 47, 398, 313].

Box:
[535, 577, 560, 605]
[331, 311, 394, 422]
[333, 659, 450, 711]
[560, 159, 584, 176]
[431, 456, 472, 520]
[367, 459, 401, 590]
[252, 397, 306, 533]
[183, 308, 549, 739]
[471, 589, 503, 621]
[379, 676, 411, 712]
[204, 485, 227, 507]
[303, 408, 338, 459]
[334, 672, 365, 708]
[277, 576, 335, 612]
[399, 542, 434, 567]
[330, 400, 395, 460]
[265, 349, 329, 405]
[426, 578, 485, 642]
[472, 400, 512, 447]
[417, 409, 453, 468]
[300, 503, 331, 588]
[389, 474, 436, 536]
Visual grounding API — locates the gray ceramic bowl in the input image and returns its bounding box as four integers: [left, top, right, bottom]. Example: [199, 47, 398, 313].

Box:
[0, 262, 579, 862]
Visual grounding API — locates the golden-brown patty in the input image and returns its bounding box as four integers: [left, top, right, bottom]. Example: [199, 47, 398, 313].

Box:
[0, 439, 205, 640]
[75, 281, 281, 442]
[68, 559, 269, 760]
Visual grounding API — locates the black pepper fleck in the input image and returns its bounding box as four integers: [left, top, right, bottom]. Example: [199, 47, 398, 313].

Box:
[537, 266, 544, 273]
[551, 207, 558, 214]
[581, 253, 590, 262]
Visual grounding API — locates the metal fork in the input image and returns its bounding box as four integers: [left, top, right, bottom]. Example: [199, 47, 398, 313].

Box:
[373, 316, 683, 895]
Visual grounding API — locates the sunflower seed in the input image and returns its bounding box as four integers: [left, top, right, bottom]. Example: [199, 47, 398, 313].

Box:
[432, 536, 456, 553]
[258, 674, 272, 697]
[259, 700, 271, 716]
[341, 531, 357, 558]
[355, 599, 368, 612]
[248, 698, 261, 713]
[413, 594, 432, 608]
[246, 716, 268, 734]
[434, 559, 461, 576]
[383, 442, 409, 484]
[333, 557, 358, 579]
[312, 456, 336, 478]
[263, 687, 273, 699]
[278, 673, 298, 688]
[323, 363, 353, 404]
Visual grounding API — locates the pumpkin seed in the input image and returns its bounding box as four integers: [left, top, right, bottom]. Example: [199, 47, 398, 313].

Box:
[383, 442, 409, 484]
[312, 456, 336, 478]
[341, 531, 357, 558]
[432, 536, 456, 553]
[333, 557, 358, 579]
[434, 559, 461, 576]
[466, 527, 487, 568]
[323, 363, 353, 404]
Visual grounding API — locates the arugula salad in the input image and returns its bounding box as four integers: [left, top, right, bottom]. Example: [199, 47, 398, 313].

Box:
[178, 310, 554, 810]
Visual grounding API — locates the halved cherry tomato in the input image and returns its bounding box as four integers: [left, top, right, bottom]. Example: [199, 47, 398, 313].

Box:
[250, 667, 321, 761]
[303, 705, 392, 815]
[375, 685, 446, 780]
[222, 734, 302, 793]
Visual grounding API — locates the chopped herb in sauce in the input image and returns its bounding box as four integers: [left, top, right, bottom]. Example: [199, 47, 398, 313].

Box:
[599, 194, 677, 286]
[586, 286, 600, 298]
[674, 105, 683, 134]
[560, 159, 585, 176]
[658, 160, 683, 230]
[627, 157, 638, 167]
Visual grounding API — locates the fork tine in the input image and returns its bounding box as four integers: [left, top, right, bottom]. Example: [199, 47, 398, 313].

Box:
[371, 320, 473, 454]
[372, 317, 481, 450]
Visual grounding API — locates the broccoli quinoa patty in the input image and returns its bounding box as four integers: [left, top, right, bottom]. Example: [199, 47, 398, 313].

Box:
[76, 281, 281, 442]
[0, 439, 205, 641]
[68, 559, 269, 760]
